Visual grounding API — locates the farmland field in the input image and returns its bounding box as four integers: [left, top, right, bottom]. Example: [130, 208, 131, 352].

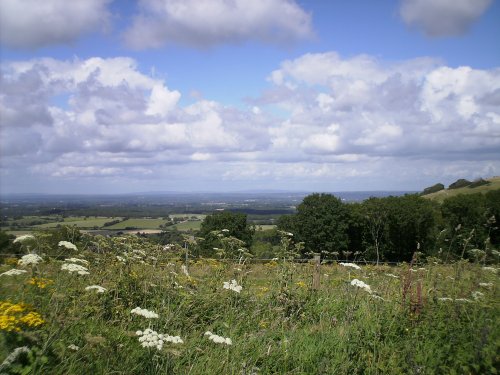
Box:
[35, 217, 123, 229]
[105, 218, 169, 230]
[0, 233, 498, 374]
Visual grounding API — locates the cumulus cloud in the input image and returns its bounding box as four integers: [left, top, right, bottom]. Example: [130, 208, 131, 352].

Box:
[1, 52, 499, 193]
[124, 0, 313, 49]
[0, 0, 112, 49]
[400, 0, 493, 37]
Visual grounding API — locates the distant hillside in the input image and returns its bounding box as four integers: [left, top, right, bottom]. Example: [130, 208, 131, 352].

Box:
[422, 176, 500, 202]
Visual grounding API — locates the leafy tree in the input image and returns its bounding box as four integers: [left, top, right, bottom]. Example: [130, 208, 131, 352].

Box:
[198, 211, 254, 255]
[421, 183, 445, 195]
[290, 193, 350, 257]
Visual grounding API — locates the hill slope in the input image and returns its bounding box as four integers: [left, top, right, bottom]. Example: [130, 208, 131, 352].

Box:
[423, 176, 500, 202]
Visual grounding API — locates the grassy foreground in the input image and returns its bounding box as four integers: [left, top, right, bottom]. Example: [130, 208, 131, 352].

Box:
[1, 236, 499, 374]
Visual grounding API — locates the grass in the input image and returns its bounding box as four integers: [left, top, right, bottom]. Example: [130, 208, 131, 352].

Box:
[35, 217, 123, 229]
[424, 176, 500, 202]
[168, 221, 202, 231]
[105, 218, 169, 230]
[1, 234, 498, 374]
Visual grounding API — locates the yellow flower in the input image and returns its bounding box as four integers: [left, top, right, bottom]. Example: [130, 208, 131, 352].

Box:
[0, 301, 44, 332]
[27, 277, 53, 289]
[295, 281, 307, 289]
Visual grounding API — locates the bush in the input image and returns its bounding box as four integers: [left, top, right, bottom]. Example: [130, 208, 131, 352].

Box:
[422, 183, 445, 195]
[449, 179, 472, 189]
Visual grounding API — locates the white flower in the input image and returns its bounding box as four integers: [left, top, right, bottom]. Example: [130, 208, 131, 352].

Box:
[454, 298, 473, 303]
[223, 279, 242, 293]
[339, 262, 361, 270]
[482, 267, 497, 273]
[131, 307, 158, 319]
[371, 295, 385, 301]
[116, 256, 126, 262]
[438, 297, 453, 302]
[221, 229, 230, 232]
[205, 331, 232, 345]
[64, 258, 89, 265]
[479, 282, 493, 289]
[350, 279, 372, 294]
[0, 269, 28, 277]
[58, 241, 77, 251]
[132, 249, 146, 257]
[181, 264, 190, 277]
[85, 285, 106, 293]
[136, 328, 182, 350]
[472, 291, 484, 300]
[385, 273, 399, 278]
[13, 235, 34, 243]
[67, 344, 79, 351]
[18, 254, 43, 266]
[61, 263, 89, 275]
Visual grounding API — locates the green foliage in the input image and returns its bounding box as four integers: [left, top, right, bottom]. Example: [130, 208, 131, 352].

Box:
[199, 212, 254, 256]
[449, 178, 472, 189]
[283, 193, 350, 256]
[422, 183, 445, 195]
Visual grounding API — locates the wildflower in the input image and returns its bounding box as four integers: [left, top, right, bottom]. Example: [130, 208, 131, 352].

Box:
[479, 282, 493, 289]
[204, 331, 232, 345]
[221, 229, 230, 233]
[136, 328, 183, 350]
[0, 302, 44, 332]
[58, 241, 77, 251]
[482, 267, 497, 273]
[0, 269, 28, 277]
[116, 256, 126, 262]
[223, 279, 242, 293]
[85, 285, 106, 293]
[67, 344, 79, 351]
[295, 281, 307, 289]
[455, 298, 473, 303]
[181, 264, 190, 277]
[472, 291, 484, 300]
[27, 277, 53, 288]
[132, 249, 146, 257]
[13, 235, 34, 243]
[385, 273, 399, 278]
[18, 254, 43, 267]
[350, 279, 372, 294]
[131, 307, 158, 319]
[371, 295, 385, 301]
[64, 257, 89, 265]
[339, 262, 361, 270]
[0, 346, 30, 371]
[61, 263, 89, 275]
[438, 297, 453, 302]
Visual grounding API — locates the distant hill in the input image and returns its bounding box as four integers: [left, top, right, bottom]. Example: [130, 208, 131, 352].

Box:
[422, 176, 500, 202]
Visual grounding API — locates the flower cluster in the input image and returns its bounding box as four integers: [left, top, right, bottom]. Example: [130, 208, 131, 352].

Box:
[67, 344, 80, 351]
[85, 285, 107, 293]
[204, 331, 232, 345]
[223, 279, 242, 293]
[13, 235, 34, 244]
[61, 263, 89, 275]
[339, 262, 361, 270]
[479, 282, 493, 289]
[18, 254, 43, 267]
[58, 241, 78, 251]
[64, 258, 89, 265]
[27, 277, 53, 289]
[131, 307, 158, 319]
[0, 269, 27, 277]
[0, 301, 44, 332]
[482, 267, 497, 273]
[136, 329, 183, 350]
[350, 279, 372, 294]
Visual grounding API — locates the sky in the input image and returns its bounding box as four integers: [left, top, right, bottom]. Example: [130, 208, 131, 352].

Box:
[0, 0, 499, 194]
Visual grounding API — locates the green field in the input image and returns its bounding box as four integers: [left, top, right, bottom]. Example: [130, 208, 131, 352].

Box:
[1, 233, 498, 374]
[424, 176, 500, 202]
[35, 217, 123, 229]
[168, 220, 202, 231]
[105, 218, 169, 230]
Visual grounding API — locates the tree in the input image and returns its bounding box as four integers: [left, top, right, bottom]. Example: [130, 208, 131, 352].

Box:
[291, 193, 350, 256]
[198, 211, 254, 255]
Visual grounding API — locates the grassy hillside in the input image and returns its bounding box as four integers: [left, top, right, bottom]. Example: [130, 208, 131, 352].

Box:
[423, 176, 500, 202]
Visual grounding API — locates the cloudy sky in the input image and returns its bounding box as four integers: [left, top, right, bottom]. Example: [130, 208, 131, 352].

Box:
[1, 0, 499, 194]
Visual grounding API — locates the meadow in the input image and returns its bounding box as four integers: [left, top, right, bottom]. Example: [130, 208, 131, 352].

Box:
[0, 233, 498, 374]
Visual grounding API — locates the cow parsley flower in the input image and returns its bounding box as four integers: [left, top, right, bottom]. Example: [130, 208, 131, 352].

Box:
[85, 285, 106, 293]
[350, 279, 372, 294]
[116, 256, 126, 262]
[58, 241, 77, 251]
[482, 267, 497, 273]
[136, 329, 183, 350]
[18, 254, 43, 267]
[61, 263, 89, 275]
[223, 279, 242, 293]
[0, 269, 28, 277]
[181, 264, 190, 277]
[438, 297, 453, 302]
[131, 307, 158, 319]
[204, 331, 232, 345]
[13, 235, 34, 244]
[339, 262, 361, 270]
[472, 291, 484, 300]
[67, 344, 80, 351]
[64, 258, 89, 265]
[385, 273, 399, 278]
[479, 282, 493, 289]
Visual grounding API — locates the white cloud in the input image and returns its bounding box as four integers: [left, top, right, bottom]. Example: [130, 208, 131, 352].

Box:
[400, 0, 493, 37]
[0, 0, 111, 49]
[124, 0, 313, 49]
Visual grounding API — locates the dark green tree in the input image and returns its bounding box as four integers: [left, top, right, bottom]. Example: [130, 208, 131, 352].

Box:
[291, 193, 350, 256]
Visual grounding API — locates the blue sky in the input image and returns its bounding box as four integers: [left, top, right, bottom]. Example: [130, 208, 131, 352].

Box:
[1, 0, 499, 194]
